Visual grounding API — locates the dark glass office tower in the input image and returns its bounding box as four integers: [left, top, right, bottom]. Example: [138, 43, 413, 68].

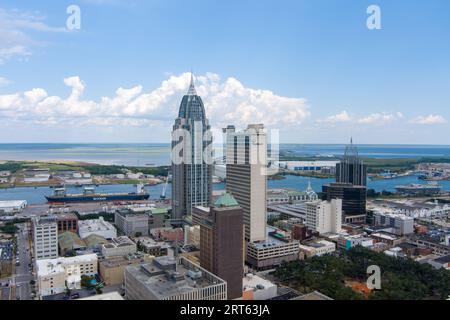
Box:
[322, 182, 367, 223]
[171, 74, 212, 219]
[336, 138, 367, 187]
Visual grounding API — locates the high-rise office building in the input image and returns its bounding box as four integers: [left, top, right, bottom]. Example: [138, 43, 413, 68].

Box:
[171, 74, 213, 219]
[192, 193, 244, 300]
[336, 138, 367, 187]
[306, 199, 342, 234]
[225, 124, 267, 243]
[322, 183, 367, 223]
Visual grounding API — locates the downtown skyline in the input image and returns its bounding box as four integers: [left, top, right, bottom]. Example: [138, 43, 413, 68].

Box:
[0, 0, 450, 144]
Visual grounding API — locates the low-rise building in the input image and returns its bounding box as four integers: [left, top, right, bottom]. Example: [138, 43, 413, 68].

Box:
[135, 237, 169, 257]
[267, 186, 318, 205]
[338, 234, 374, 250]
[55, 213, 78, 233]
[83, 234, 109, 251]
[115, 209, 150, 237]
[101, 236, 137, 258]
[278, 161, 339, 174]
[242, 274, 278, 300]
[150, 227, 184, 242]
[78, 217, 117, 240]
[427, 255, 450, 270]
[36, 254, 98, 297]
[79, 292, 124, 300]
[23, 168, 50, 183]
[99, 254, 151, 285]
[291, 291, 333, 300]
[373, 212, 414, 235]
[299, 240, 336, 258]
[246, 227, 299, 270]
[58, 231, 87, 256]
[370, 231, 404, 247]
[0, 200, 27, 215]
[124, 256, 227, 300]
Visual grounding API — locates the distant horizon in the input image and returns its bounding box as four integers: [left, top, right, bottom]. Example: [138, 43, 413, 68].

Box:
[1, 142, 450, 147]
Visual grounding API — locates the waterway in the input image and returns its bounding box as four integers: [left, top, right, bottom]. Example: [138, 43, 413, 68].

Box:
[2, 174, 450, 205]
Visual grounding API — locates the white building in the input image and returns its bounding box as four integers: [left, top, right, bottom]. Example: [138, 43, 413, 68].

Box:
[184, 225, 200, 247]
[299, 240, 336, 258]
[0, 200, 27, 215]
[373, 212, 414, 235]
[306, 199, 342, 234]
[0, 170, 11, 177]
[33, 216, 58, 260]
[78, 217, 117, 239]
[226, 124, 267, 243]
[101, 236, 137, 258]
[242, 273, 277, 300]
[279, 161, 339, 172]
[79, 291, 124, 300]
[36, 254, 98, 297]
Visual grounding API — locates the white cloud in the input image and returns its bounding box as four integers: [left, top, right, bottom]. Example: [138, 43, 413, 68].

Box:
[357, 112, 403, 125]
[409, 114, 447, 125]
[317, 110, 352, 124]
[0, 7, 66, 64]
[0, 77, 12, 87]
[0, 72, 310, 130]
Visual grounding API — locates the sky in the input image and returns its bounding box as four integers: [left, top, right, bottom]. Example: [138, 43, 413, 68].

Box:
[0, 0, 449, 144]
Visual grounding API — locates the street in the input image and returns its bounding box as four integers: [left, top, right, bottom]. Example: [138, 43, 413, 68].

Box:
[11, 223, 35, 300]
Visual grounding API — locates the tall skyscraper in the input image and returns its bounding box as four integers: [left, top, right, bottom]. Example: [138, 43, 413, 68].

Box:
[336, 138, 367, 187]
[192, 193, 244, 300]
[225, 124, 267, 243]
[171, 74, 213, 219]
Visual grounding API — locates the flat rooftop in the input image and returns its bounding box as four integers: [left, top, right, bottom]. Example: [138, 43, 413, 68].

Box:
[36, 254, 98, 276]
[79, 218, 115, 232]
[243, 274, 276, 291]
[433, 255, 450, 264]
[0, 200, 27, 207]
[126, 256, 224, 299]
[79, 292, 124, 300]
[250, 227, 299, 250]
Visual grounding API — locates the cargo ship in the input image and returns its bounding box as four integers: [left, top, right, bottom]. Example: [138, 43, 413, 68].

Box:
[395, 182, 442, 195]
[45, 184, 150, 203]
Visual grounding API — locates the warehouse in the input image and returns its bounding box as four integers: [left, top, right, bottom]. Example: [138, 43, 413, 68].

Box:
[0, 200, 27, 215]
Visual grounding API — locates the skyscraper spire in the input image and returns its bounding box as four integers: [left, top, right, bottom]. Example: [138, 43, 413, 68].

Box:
[187, 71, 197, 96]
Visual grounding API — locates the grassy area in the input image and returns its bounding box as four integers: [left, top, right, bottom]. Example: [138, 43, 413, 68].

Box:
[0, 160, 170, 177]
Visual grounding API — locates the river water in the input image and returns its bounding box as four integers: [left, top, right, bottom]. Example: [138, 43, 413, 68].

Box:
[2, 174, 449, 205]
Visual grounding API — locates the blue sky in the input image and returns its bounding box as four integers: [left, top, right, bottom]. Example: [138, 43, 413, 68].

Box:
[0, 0, 449, 144]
